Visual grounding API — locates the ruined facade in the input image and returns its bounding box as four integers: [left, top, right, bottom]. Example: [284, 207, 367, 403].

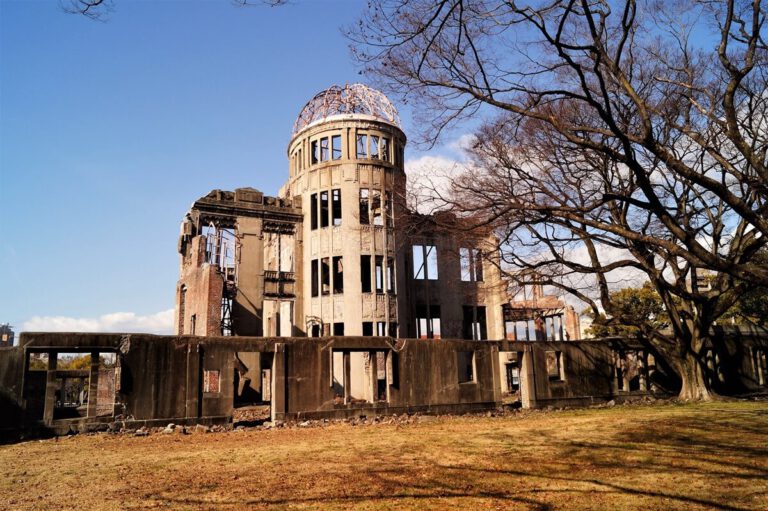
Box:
[174, 83, 578, 344]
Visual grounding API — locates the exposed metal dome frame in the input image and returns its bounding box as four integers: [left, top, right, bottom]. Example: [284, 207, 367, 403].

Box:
[292, 83, 401, 135]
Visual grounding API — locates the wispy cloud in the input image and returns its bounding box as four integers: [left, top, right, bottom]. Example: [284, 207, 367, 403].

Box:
[22, 309, 175, 334]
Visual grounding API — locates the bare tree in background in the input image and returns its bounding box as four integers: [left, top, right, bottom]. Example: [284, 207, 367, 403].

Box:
[63, 0, 289, 19]
[352, 0, 767, 399]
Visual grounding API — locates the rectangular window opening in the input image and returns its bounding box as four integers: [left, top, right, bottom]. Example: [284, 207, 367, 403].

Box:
[371, 135, 380, 159]
[332, 135, 342, 160]
[321, 257, 330, 295]
[412, 244, 438, 280]
[332, 189, 342, 226]
[360, 255, 371, 293]
[333, 322, 344, 336]
[310, 193, 318, 230]
[458, 351, 475, 383]
[320, 137, 330, 162]
[381, 137, 390, 162]
[333, 256, 344, 294]
[311, 259, 319, 297]
[356, 134, 368, 159]
[375, 256, 384, 293]
[546, 351, 565, 381]
[311, 140, 319, 164]
[415, 305, 441, 339]
[320, 191, 329, 228]
[359, 188, 370, 225]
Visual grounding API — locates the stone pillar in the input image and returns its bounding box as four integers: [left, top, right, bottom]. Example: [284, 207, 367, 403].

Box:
[271, 343, 287, 422]
[43, 352, 57, 425]
[86, 351, 100, 417]
[519, 345, 536, 409]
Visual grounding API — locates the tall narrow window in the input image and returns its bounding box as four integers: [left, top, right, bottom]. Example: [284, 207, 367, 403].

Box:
[360, 255, 371, 293]
[333, 256, 343, 294]
[375, 256, 384, 293]
[310, 193, 318, 230]
[384, 191, 393, 227]
[320, 137, 330, 161]
[460, 248, 483, 281]
[463, 306, 487, 340]
[298, 148, 302, 170]
[356, 134, 368, 158]
[332, 135, 342, 160]
[332, 189, 342, 226]
[370, 135, 380, 159]
[372, 190, 382, 226]
[311, 140, 319, 164]
[416, 305, 441, 339]
[320, 191, 329, 228]
[321, 257, 330, 295]
[381, 137, 390, 162]
[412, 245, 438, 280]
[311, 259, 319, 297]
[359, 188, 370, 225]
[387, 258, 395, 293]
[376, 321, 386, 336]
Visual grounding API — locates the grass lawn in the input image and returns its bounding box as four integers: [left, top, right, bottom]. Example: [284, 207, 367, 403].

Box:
[1, 401, 766, 510]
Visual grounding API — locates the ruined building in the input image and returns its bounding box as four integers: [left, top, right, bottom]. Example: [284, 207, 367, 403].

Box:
[1, 85, 766, 438]
[174, 83, 580, 344]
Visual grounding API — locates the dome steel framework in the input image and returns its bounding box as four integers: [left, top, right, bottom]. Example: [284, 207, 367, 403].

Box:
[292, 83, 401, 135]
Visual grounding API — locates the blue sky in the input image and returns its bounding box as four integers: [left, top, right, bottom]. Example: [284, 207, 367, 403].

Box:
[0, 0, 464, 333]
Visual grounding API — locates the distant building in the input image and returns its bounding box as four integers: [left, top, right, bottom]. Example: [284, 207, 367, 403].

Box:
[0, 324, 14, 347]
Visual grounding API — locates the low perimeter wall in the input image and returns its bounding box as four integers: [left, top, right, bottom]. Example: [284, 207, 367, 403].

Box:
[0, 331, 765, 438]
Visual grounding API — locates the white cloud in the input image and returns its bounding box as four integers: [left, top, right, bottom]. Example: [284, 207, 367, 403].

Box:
[22, 309, 175, 335]
[404, 154, 463, 213]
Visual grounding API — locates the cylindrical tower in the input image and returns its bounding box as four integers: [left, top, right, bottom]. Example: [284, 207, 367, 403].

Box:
[284, 84, 407, 337]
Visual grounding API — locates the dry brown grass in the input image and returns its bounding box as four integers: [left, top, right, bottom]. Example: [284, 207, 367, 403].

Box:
[1, 401, 766, 510]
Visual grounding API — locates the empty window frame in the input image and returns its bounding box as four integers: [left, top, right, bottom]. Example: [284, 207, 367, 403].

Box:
[310, 193, 318, 230]
[386, 258, 395, 293]
[415, 304, 441, 339]
[311, 140, 319, 164]
[370, 135, 380, 159]
[457, 351, 475, 383]
[356, 134, 368, 158]
[311, 259, 319, 297]
[333, 256, 344, 294]
[321, 257, 331, 295]
[371, 190, 382, 226]
[463, 306, 487, 340]
[359, 188, 370, 225]
[384, 191, 393, 227]
[333, 322, 345, 336]
[546, 351, 565, 381]
[320, 191, 329, 228]
[361, 255, 372, 293]
[362, 322, 387, 337]
[332, 189, 342, 226]
[460, 248, 483, 282]
[332, 135, 342, 160]
[381, 137, 390, 162]
[311, 324, 321, 337]
[412, 244, 438, 280]
[375, 256, 384, 293]
[320, 137, 330, 162]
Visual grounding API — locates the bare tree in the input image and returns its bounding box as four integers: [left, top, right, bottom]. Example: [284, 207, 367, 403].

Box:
[352, 0, 767, 399]
[63, 0, 289, 19]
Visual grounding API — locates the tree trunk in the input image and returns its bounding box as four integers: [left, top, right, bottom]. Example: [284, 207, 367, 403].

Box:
[674, 350, 713, 401]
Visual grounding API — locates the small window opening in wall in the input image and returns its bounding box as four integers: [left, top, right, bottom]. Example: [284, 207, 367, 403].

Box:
[356, 134, 368, 158]
[204, 369, 220, 393]
[332, 135, 342, 160]
[359, 188, 370, 225]
[372, 190, 382, 226]
[311, 140, 319, 164]
[375, 256, 384, 293]
[371, 135, 380, 159]
[332, 189, 342, 226]
[310, 193, 318, 230]
[412, 244, 438, 280]
[381, 137, 390, 162]
[190, 314, 197, 335]
[386, 257, 395, 293]
[460, 248, 484, 282]
[298, 148, 303, 171]
[546, 351, 565, 381]
[463, 305, 487, 340]
[416, 304, 441, 339]
[320, 191, 329, 227]
[311, 259, 319, 297]
[333, 322, 344, 336]
[333, 256, 344, 294]
[321, 257, 330, 295]
[384, 191, 393, 227]
[320, 137, 330, 162]
[28, 352, 49, 371]
[361, 255, 372, 293]
[362, 322, 374, 336]
[457, 351, 475, 383]
[311, 324, 321, 337]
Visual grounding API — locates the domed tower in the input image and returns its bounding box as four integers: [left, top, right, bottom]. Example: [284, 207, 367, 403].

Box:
[283, 84, 407, 337]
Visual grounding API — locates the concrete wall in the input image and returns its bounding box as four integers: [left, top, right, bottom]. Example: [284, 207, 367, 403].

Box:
[2, 331, 766, 438]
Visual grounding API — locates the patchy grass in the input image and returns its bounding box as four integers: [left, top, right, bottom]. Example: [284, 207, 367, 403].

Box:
[1, 401, 767, 510]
